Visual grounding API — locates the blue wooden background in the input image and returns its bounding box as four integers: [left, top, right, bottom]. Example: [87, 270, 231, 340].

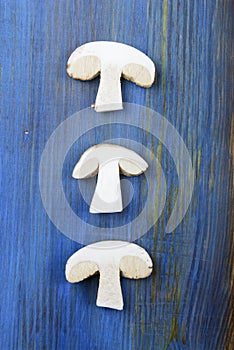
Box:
[0, 0, 233, 349]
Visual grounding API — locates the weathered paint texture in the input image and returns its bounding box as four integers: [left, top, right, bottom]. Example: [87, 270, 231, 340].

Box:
[0, 0, 233, 349]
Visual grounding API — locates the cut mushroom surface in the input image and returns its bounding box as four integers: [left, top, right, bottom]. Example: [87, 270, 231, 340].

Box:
[67, 41, 155, 112]
[66, 241, 153, 310]
[72, 144, 148, 214]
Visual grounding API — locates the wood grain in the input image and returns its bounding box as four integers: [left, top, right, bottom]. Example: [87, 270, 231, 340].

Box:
[0, 0, 233, 349]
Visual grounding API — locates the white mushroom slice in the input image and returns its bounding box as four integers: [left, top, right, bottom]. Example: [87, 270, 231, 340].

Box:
[67, 41, 155, 112]
[72, 144, 148, 214]
[65, 241, 153, 310]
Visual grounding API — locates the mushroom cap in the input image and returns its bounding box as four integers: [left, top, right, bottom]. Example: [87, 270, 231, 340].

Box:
[65, 241, 153, 283]
[67, 41, 155, 87]
[72, 144, 148, 179]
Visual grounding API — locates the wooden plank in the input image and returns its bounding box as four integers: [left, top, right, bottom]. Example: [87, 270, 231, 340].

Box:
[0, 0, 233, 349]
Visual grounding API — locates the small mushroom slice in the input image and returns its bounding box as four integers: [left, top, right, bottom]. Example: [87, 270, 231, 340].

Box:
[72, 144, 148, 214]
[67, 41, 155, 112]
[65, 241, 153, 310]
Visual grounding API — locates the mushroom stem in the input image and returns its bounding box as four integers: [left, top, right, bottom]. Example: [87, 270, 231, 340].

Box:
[96, 263, 123, 310]
[90, 160, 122, 213]
[95, 64, 123, 112]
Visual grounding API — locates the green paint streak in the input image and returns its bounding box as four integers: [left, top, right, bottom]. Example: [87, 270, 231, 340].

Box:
[153, 0, 168, 261]
[210, 153, 215, 174]
[152, 1, 179, 331]
[156, 142, 163, 162]
[182, 323, 187, 345]
[169, 316, 179, 341]
[163, 261, 182, 348]
[151, 140, 165, 302]
[193, 149, 202, 181]
[162, 0, 168, 117]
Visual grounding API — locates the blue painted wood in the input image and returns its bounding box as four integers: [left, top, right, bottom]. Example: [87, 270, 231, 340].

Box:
[0, 0, 233, 349]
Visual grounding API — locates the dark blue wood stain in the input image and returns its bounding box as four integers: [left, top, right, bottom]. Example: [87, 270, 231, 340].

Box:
[0, 0, 233, 349]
